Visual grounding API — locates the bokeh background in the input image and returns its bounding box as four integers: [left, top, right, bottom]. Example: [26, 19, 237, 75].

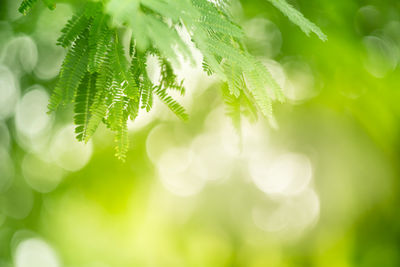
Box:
[1, 0, 400, 266]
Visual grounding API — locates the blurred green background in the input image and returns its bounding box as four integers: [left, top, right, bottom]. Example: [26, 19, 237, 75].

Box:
[1, 0, 400, 266]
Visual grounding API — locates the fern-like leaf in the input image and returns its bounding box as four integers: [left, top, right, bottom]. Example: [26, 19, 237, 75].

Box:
[192, 0, 244, 38]
[106, 83, 129, 160]
[155, 87, 189, 121]
[114, 120, 129, 161]
[111, 33, 139, 101]
[27, 0, 328, 160]
[84, 48, 114, 142]
[57, 11, 91, 48]
[244, 65, 273, 118]
[18, 0, 38, 15]
[223, 62, 243, 98]
[87, 12, 112, 73]
[74, 73, 96, 141]
[49, 33, 89, 111]
[222, 83, 241, 132]
[265, 0, 327, 41]
[140, 80, 154, 112]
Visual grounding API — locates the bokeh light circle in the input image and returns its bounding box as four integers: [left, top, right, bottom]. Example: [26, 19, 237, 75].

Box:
[249, 152, 313, 197]
[51, 125, 93, 172]
[15, 86, 51, 139]
[22, 153, 64, 193]
[14, 238, 60, 267]
[158, 147, 205, 197]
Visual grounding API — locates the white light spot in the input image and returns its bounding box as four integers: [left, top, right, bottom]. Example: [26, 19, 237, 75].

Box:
[263, 59, 286, 89]
[288, 188, 320, 230]
[0, 65, 19, 119]
[158, 147, 205, 197]
[18, 36, 38, 73]
[253, 189, 320, 236]
[146, 54, 161, 85]
[145, 124, 181, 163]
[51, 125, 93, 172]
[190, 134, 233, 181]
[249, 152, 313, 196]
[15, 86, 51, 139]
[283, 59, 316, 102]
[22, 153, 64, 193]
[34, 45, 65, 80]
[203, 108, 241, 157]
[2, 36, 38, 73]
[14, 238, 60, 267]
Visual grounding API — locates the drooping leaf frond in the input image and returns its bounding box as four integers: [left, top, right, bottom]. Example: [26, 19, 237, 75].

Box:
[265, 0, 327, 41]
[87, 13, 112, 73]
[111, 33, 139, 101]
[57, 9, 91, 48]
[192, 0, 244, 38]
[49, 31, 89, 111]
[114, 120, 129, 161]
[155, 87, 189, 121]
[20, 0, 326, 160]
[74, 73, 96, 141]
[106, 83, 129, 160]
[18, 0, 38, 15]
[222, 83, 241, 132]
[84, 50, 113, 142]
[222, 82, 258, 133]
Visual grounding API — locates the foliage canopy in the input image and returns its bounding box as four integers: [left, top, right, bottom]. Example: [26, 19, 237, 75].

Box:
[19, 0, 326, 160]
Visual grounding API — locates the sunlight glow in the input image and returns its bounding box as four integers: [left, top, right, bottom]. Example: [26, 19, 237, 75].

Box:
[283, 59, 317, 102]
[252, 189, 320, 237]
[15, 238, 60, 267]
[51, 125, 93, 172]
[22, 153, 64, 193]
[249, 152, 313, 197]
[158, 147, 205, 197]
[16, 86, 51, 139]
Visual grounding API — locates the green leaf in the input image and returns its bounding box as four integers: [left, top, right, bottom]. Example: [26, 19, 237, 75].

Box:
[57, 11, 91, 48]
[111, 32, 139, 101]
[265, 0, 327, 41]
[155, 87, 189, 121]
[74, 73, 97, 142]
[222, 83, 241, 132]
[114, 120, 129, 161]
[18, 0, 38, 15]
[87, 14, 112, 73]
[31, 0, 328, 160]
[85, 47, 115, 142]
[49, 33, 89, 112]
